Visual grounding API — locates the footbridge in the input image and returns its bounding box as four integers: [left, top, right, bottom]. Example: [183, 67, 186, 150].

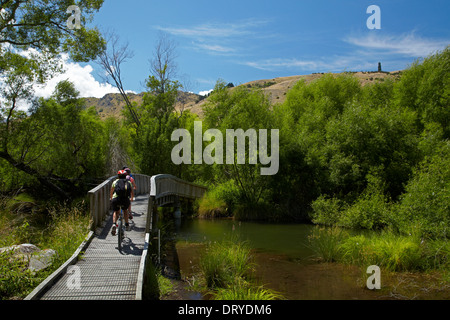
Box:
[25, 174, 207, 300]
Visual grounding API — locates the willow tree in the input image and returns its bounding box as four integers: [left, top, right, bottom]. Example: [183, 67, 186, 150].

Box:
[0, 0, 106, 198]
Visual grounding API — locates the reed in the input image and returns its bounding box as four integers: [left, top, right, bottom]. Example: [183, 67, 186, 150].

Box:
[213, 278, 283, 300]
[199, 239, 253, 288]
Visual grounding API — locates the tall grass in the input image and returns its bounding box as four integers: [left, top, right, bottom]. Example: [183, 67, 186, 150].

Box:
[199, 239, 252, 288]
[0, 199, 91, 300]
[42, 202, 91, 264]
[198, 237, 282, 300]
[197, 192, 228, 218]
[308, 226, 449, 273]
[307, 226, 347, 262]
[213, 278, 284, 300]
[339, 232, 424, 271]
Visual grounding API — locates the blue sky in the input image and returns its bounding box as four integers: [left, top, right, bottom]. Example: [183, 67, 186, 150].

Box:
[56, 0, 450, 97]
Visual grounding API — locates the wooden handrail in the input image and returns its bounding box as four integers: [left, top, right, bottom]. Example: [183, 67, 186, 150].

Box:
[88, 174, 152, 230]
[150, 174, 207, 199]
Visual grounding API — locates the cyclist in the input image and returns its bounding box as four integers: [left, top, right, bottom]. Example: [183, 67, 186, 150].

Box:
[110, 169, 134, 236]
[123, 167, 137, 219]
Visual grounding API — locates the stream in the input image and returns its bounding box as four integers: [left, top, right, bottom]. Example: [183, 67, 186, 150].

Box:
[171, 218, 449, 300]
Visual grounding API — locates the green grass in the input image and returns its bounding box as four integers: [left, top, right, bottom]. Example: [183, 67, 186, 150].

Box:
[157, 271, 175, 297]
[307, 226, 347, 262]
[213, 278, 284, 300]
[197, 192, 228, 218]
[308, 226, 449, 273]
[0, 198, 91, 300]
[199, 239, 253, 288]
[198, 238, 283, 300]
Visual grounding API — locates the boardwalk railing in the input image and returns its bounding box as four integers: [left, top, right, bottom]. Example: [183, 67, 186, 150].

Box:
[145, 174, 207, 233]
[88, 172, 207, 299]
[150, 174, 207, 203]
[88, 174, 151, 230]
[26, 173, 206, 300]
[137, 174, 207, 299]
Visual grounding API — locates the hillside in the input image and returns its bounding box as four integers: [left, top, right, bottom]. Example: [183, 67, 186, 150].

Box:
[85, 71, 402, 119]
[84, 91, 202, 120]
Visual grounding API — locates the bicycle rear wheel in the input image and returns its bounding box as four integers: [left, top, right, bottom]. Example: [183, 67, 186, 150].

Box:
[117, 217, 123, 251]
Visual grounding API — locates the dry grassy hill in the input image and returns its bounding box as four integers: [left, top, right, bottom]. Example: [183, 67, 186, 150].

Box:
[84, 71, 402, 119]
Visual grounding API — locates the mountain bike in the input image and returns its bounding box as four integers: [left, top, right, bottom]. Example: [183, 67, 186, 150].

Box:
[117, 208, 125, 252]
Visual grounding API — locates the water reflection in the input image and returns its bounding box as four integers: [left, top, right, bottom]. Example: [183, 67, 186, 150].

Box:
[175, 218, 316, 260]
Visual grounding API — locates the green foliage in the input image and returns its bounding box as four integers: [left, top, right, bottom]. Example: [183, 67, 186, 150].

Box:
[282, 49, 449, 238]
[0, 0, 105, 62]
[201, 49, 449, 234]
[157, 271, 175, 297]
[310, 195, 345, 226]
[0, 80, 110, 197]
[0, 250, 40, 300]
[339, 232, 423, 272]
[0, 201, 91, 299]
[197, 238, 282, 300]
[307, 226, 347, 262]
[393, 142, 450, 238]
[201, 81, 277, 217]
[394, 46, 450, 138]
[0, 1, 106, 199]
[213, 278, 283, 300]
[197, 180, 239, 218]
[199, 239, 253, 288]
[308, 227, 448, 272]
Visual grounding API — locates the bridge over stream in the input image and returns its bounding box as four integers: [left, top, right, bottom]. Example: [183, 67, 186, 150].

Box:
[25, 174, 206, 300]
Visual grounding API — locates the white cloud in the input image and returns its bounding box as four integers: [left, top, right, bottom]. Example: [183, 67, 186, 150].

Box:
[157, 19, 269, 39]
[242, 32, 449, 73]
[34, 53, 122, 99]
[243, 58, 320, 71]
[157, 19, 271, 56]
[194, 42, 236, 54]
[199, 89, 213, 96]
[344, 32, 449, 58]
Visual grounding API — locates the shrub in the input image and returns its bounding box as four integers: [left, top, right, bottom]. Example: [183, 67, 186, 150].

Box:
[310, 195, 345, 226]
[393, 143, 450, 238]
[197, 180, 239, 218]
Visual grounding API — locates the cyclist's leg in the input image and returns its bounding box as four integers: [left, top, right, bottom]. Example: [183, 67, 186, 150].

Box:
[128, 203, 133, 219]
[124, 198, 130, 223]
[111, 210, 119, 235]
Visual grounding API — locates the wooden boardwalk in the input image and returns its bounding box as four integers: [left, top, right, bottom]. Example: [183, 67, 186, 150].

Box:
[25, 174, 206, 300]
[39, 195, 148, 300]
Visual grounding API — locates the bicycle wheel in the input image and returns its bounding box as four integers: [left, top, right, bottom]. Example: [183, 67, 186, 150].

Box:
[117, 216, 123, 251]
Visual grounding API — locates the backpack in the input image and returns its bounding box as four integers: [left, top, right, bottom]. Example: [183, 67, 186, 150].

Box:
[115, 178, 131, 200]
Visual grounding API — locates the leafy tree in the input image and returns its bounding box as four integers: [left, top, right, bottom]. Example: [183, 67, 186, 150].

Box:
[1, 80, 108, 197]
[394, 46, 450, 138]
[0, 0, 105, 62]
[393, 142, 450, 238]
[0, 0, 105, 198]
[202, 83, 276, 218]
